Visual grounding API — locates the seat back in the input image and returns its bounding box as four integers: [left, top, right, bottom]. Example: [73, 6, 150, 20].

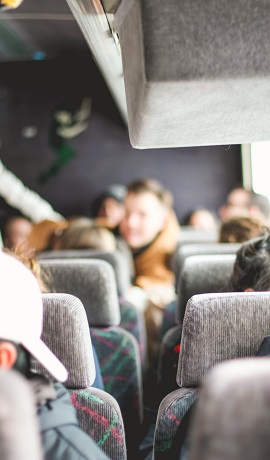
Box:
[39, 262, 143, 454]
[40, 253, 147, 371]
[189, 358, 270, 460]
[173, 242, 240, 292]
[178, 291, 270, 387]
[153, 291, 270, 459]
[33, 293, 127, 460]
[40, 258, 120, 327]
[177, 254, 236, 323]
[39, 248, 131, 297]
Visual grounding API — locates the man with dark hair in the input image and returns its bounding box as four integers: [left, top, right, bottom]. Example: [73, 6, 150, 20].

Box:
[0, 250, 109, 460]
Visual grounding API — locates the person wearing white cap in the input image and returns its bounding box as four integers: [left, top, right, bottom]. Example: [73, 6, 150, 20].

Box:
[0, 250, 109, 460]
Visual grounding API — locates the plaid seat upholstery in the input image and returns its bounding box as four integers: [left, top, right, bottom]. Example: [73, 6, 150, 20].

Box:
[33, 293, 127, 460]
[153, 292, 270, 459]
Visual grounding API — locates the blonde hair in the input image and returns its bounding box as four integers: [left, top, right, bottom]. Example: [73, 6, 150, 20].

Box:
[56, 221, 116, 251]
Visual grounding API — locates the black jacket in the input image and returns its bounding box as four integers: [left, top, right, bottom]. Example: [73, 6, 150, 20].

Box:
[37, 379, 110, 460]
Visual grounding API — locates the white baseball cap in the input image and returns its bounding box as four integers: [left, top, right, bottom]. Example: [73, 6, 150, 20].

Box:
[0, 251, 68, 382]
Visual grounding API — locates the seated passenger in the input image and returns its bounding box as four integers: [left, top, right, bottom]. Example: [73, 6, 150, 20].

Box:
[219, 215, 266, 243]
[229, 230, 270, 292]
[1, 215, 33, 250]
[0, 250, 108, 460]
[91, 184, 127, 236]
[51, 218, 117, 251]
[181, 207, 219, 230]
[218, 186, 251, 222]
[219, 186, 270, 225]
[119, 178, 180, 367]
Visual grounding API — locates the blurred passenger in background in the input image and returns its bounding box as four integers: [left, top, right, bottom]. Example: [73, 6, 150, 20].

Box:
[51, 218, 116, 251]
[219, 187, 270, 225]
[91, 184, 127, 236]
[219, 215, 266, 243]
[2, 216, 33, 250]
[120, 178, 180, 367]
[218, 187, 251, 222]
[181, 207, 219, 231]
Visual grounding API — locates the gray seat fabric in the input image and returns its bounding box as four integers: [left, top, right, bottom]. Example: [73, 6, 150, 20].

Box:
[38, 264, 143, 456]
[115, 0, 270, 148]
[39, 249, 131, 297]
[33, 293, 127, 460]
[177, 254, 236, 323]
[40, 256, 148, 374]
[153, 291, 270, 459]
[189, 358, 270, 460]
[0, 369, 43, 460]
[39, 258, 121, 327]
[178, 291, 270, 387]
[173, 242, 241, 292]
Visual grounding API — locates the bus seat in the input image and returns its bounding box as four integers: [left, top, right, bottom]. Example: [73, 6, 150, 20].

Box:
[38, 261, 144, 456]
[39, 249, 131, 298]
[158, 254, 236, 395]
[40, 256, 147, 372]
[161, 245, 240, 337]
[33, 293, 127, 460]
[153, 291, 270, 459]
[40, 258, 121, 327]
[172, 242, 241, 293]
[177, 253, 236, 324]
[188, 358, 270, 460]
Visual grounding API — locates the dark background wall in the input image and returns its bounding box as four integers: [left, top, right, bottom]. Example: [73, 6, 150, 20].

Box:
[0, 54, 242, 223]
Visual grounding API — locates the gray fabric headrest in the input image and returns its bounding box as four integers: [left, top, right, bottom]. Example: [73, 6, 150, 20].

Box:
[176, 254, 236, 323]
[39, 259, 120, 327]
[33, 293, 96, 389]
[177, 292, 270, 387]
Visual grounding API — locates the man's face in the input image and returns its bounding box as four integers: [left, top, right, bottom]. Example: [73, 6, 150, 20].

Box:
[120, 192, 166, 249]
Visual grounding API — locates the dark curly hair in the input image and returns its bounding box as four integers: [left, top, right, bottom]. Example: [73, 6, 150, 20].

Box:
[229, 230, 270, 292]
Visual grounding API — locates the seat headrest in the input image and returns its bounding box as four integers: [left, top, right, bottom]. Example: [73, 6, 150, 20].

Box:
[173, 243, 241, 292]
[32, 293, 96, 389]
[39, 259, 120, 327]
[176, 254, 236, 323]
[188, 358, 270, 460]
[177, 292, 270, 387]
[39, 249, 130, 297]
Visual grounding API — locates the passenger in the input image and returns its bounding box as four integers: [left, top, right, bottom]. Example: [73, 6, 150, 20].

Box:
[181, 207, 219, 230]
[229, 230, 270, 292]
[1, 215, 33, 250]
[0, 250, 109, 459]
[0, 369, 43, 460]
[119, 178, 180, 367]
[91, 184, 127, 236]
[51, 219, 117, 251]
[219, 215, 266, 243]
[3, 247, 105, 391]
[218, 186, 251, 222]
[249, 191, 270, 224]
[218, 186, 270, 225]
